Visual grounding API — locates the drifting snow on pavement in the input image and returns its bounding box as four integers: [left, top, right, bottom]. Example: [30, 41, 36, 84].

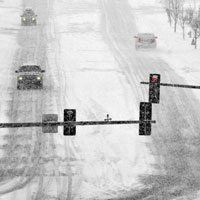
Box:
[127, 0, 200, 199]
[0, 0, 155, 199]
[49, 0, 155, 199]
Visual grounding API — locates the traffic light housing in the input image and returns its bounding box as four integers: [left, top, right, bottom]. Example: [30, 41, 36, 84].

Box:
[149, 74, 160, 103]
[139, 102, 152, 135]
[42, 114, 58, 133]
[64, 109, 76, 136]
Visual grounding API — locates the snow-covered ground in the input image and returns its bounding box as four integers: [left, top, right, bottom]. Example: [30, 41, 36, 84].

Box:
[1, 0, 200, 199]
[0, 0, 156, 199]
[129, 0, 200, 199]
[0, 0, 21, 136]
[129, 0, 200, 86]
[0, 0, 26, 199]
[0, 2, 22, 159]
[49, 0, 155, 199]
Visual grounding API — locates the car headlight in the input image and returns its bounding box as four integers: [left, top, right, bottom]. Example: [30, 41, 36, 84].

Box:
[37, 76, 41, 80]
[23, 18, 26, 21]
[32, 17, 35, 21]
[19, 77, 23, 80]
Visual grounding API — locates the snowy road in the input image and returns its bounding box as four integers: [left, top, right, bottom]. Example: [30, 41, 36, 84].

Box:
[101, 0, 200, 199]
[0, 0, 60, 199]
[0, 0, 200, 199]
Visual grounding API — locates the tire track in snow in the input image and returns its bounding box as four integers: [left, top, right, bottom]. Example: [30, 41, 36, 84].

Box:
[0, 0, 51, 197]
[100, 0, 200, 199]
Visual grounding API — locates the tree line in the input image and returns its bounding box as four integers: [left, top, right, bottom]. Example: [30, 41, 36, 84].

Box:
[162, 0, 200, 48]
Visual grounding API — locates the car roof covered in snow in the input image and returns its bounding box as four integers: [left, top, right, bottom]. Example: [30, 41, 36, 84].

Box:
[24, 7, 33, 11]
[23, 7, 35, 15]
[137, 33, 156, 38]
[21, 63, 39, 66]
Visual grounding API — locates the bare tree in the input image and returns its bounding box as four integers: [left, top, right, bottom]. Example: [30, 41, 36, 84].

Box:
[163, 0, 173, 26]
[191, 16, 200, 48]
[178, 5, 191, 39]
[170, 0, 184, 32]
[166, 7, 172, 26]
[185, 7, 194, 25]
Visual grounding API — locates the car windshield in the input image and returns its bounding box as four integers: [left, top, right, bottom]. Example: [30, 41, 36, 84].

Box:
[19, 65, 41, 72]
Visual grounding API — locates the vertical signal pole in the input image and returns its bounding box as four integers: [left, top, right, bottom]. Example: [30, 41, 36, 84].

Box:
[149, 74, 160, 104]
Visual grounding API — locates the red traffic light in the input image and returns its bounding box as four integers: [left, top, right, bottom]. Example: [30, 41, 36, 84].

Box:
[152, 75, 158, 82]
[149, 74, 160, 104]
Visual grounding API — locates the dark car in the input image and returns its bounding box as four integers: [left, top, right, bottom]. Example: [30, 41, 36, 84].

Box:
[21, 8, 37, 26]
[15, 64, 45, 89]
[134, 33, 157, 50]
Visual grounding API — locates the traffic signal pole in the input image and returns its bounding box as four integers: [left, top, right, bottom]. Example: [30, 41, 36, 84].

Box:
[141, 81, 200, 89]
[0, 103, 156, 136]
[141, 73, 200, 106]
[0, 120, 156, 128]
